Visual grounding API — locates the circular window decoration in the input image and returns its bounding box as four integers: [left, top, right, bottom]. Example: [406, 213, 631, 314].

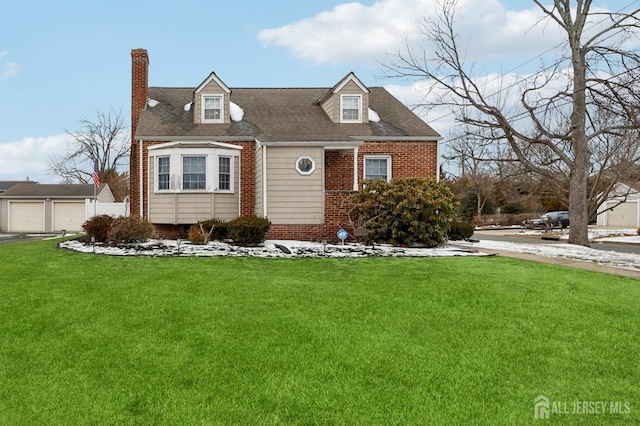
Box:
[296, 156, 316, 175]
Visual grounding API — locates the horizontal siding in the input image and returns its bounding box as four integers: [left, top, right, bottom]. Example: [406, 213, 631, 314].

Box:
[266, 147, 324, 224]
[149, 190, 240, 224]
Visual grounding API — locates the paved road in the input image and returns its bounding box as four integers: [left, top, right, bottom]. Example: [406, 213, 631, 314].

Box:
[472, 230, 640, 255]
[0, 234, 59, 245]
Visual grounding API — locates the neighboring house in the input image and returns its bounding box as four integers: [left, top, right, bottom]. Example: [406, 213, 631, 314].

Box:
[0, 180, 36, 195]
[0, 183, 114, 233]
[596, 182, 640, 228]
[130, 49, 441, 240]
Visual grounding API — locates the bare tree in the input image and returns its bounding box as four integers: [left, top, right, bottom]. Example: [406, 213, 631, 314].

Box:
[385, 0, 640, 246]
[49, 109, 130, 201]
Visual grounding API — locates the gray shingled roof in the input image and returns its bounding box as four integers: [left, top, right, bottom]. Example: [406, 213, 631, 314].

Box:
[0, 183, 105, 198]
[0, 180, 36, 192]
[136, 87, 440, 142]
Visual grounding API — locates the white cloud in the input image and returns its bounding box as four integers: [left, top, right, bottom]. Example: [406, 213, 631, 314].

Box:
[0, 51, 20, 81]
[258, 0, 562, 66]
[0, 135, 73, 183]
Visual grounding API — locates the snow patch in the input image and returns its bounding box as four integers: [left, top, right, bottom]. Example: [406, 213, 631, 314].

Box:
[230, 102, 244, 122]
[147, 98, 159, 108]
[368, 108, 380, 122]
[59, 239, 486, 259]
[184, 102, 192, 111]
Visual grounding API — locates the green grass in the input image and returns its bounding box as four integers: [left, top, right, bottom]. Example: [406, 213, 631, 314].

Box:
[0, 239, 638, 425]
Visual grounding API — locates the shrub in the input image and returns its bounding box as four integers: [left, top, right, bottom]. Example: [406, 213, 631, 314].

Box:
[350, 178, 457, 247]
[107, 216, 154, 245]
[82, 215, 115, 243]
[448, 221, 475, 241]
[227, 215, 271, 246]
[501, 202, 525, 215]
[187, 219, 229, 245]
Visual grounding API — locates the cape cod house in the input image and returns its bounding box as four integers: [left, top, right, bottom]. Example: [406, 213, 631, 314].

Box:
[130, 49, 441, 240]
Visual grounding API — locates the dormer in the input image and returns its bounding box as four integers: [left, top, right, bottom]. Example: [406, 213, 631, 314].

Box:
[193, 72, 232, 124]
[317, 72, 370, 124]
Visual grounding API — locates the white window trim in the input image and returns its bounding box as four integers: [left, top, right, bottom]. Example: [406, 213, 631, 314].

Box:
[150, 147, 238, 194]
[156, 156, 171, 192]
[295, 156, 316, 176]
[340, 94, 362, 123]
[181, 155, 208, 191]
[218, 156, 232, 191]
[201, 94, 224, 123]
[363, 155, 392, 182]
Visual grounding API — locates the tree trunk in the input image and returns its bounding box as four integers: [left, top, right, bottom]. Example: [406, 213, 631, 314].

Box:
[567, 32, 590, 247]
[568, 152, 590, 246]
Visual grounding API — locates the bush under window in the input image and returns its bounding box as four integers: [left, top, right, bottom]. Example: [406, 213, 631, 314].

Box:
[350, 178, 456, 247]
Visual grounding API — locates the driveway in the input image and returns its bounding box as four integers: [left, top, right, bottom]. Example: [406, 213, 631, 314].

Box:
[0, 234, 60, 245]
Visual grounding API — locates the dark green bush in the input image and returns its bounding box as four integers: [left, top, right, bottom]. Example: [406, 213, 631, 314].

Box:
[350, 178, 457, 247]
[107, 216, 154, 245]
[448, 221, 475, 241]
[501, 202, 525, 215]
[82, 215, 115, 243]
[227, 215, 271, 246]
[187, 218, 229, 245]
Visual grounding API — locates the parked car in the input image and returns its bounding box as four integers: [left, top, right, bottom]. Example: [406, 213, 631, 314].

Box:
[523, 211, 570, 229]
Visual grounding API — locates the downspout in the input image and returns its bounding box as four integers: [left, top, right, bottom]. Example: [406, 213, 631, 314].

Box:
[353, 146, 359, 190]
[263, 145, 268, 217]
[436, 139, 440, 183]
[139, 140, 144, 217]
[238, 153, 242, 216]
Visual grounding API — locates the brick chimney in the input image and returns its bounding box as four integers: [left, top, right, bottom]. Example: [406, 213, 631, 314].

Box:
[130, 48, 149, 218]
[131, 48, 149, 139]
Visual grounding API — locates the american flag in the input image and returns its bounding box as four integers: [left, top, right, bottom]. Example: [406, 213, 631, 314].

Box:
[91, 170, 100, 190]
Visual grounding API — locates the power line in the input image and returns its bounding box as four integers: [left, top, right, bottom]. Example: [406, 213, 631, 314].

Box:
[420, 1, 640, 125]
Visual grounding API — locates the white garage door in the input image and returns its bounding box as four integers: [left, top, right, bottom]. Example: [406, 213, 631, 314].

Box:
[607, 201, 638, 227]
[9, 202, 45, 232]
[53, 202, 86, 232]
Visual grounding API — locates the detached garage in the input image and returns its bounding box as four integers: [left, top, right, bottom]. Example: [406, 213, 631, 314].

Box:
[0, 183, 114, 233]
[597, 183, 640, 228]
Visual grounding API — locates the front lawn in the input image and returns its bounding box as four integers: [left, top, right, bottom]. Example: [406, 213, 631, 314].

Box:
[0, 239, 638, 424]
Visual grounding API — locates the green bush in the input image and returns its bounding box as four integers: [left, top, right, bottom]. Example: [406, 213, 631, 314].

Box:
[501, 202, 525, 215]
[448, 221, 475, 241]
[81, 215, 115, 243]
[187, 219, 229, 245]
[227, 215, 271, 246]
[350, 178, 457, 247]
[107, 216, 155, 245]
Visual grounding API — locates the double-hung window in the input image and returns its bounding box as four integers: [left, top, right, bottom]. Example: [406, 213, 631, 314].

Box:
[202, 95, 223, 123]
[157, 156, 170, 190]
[218, 156, 231, 191]
[182, 156, 206, 190]
[364, 156, 391, 181]
[341, 95, 361, 122]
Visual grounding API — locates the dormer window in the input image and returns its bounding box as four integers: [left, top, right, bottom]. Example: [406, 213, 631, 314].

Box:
[341, 95, 362, 123]
[202, 95, 223, 123]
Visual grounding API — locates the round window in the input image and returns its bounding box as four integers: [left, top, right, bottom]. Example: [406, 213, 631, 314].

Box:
[296, 156, 315, 175]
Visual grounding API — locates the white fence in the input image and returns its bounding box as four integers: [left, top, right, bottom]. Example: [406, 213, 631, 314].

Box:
[86, 200, 130, 219]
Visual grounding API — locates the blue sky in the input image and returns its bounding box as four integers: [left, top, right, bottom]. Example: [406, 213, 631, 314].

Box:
[0, 0, 627, 182]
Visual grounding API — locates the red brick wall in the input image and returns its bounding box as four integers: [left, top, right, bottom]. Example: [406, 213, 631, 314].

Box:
[325, 151, 354, 191]
[358, 140, 438, 185]
[154, 224, 186, 239]
[130, 49, 149, 218]
[266, 224, 326, 241]
[236, 141, 256, 216]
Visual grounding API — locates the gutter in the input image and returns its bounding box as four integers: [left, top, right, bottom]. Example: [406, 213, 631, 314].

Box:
[139, 139, 144, 217]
